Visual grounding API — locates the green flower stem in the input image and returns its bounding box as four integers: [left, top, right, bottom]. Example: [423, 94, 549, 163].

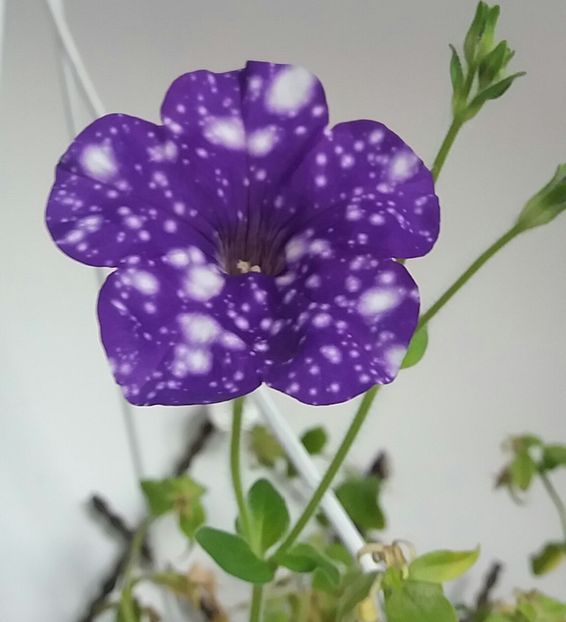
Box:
[418, 224, 522, 329]
[539, 470, 566, 543]
[230, 397, 252, 541]
[272, 386, 380, 559]
[118, 519, 151, 622]
[431, 116, 464, 181]
[250, 585, 264, 622]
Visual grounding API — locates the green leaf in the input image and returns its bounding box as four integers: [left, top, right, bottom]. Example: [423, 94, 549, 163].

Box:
[463, 2, 489, 65]
[384, 580, 458, 622]
[336, 571, 379, 621]
[402, 327, 429, 369]
[247, 479, 290, 554]
[517, 591, 566, 621]
[509, 449, 537, 491]
[464, 72, 525, 119]
[195, 527, 275, 584]
[409, 547, 480, 583]
[301, 426, 329, 455]
[325, 542, 354, 568]
[178, 501, 205, 540]
[249, 425, 284, 467]
[278, 542, 340, 587]
[147, 572, 189, 598]
[542, 444, 566, 470]
[116, 588, 141, 622]
[336, 476, 385, 531]
[141, 476, 206, 517]
[531, 542, 566, 576]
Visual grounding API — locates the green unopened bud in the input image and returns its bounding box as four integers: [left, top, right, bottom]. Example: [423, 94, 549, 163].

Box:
[464, 2, 489, 65]
[478, 40, 511, 89]
[516, 164, 566, 231]
[478, 5, 501, 58]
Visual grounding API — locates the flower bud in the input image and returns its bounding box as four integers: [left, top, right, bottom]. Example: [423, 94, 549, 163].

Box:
[516, 164, 566, 231]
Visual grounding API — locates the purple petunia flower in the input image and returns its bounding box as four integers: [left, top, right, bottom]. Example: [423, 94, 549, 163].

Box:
[46, 61, 439, 407]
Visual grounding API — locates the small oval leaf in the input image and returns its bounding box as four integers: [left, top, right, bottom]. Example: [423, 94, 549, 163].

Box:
[409, 547, 480, 583]
[196, 527, 274, 584]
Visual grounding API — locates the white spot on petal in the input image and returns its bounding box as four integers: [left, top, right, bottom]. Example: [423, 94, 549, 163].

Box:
[267, 66, 316, 114]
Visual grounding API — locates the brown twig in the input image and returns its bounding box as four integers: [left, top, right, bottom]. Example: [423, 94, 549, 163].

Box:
[79, 416, 215, 622]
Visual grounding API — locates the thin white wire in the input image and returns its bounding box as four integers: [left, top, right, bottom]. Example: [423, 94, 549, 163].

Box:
[45, 0, 145, 481]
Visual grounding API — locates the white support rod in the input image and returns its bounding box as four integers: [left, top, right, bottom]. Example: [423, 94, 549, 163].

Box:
[45, 0, 146, 481]
[254, 386, 377, 572]
[45, 0, 105, 118]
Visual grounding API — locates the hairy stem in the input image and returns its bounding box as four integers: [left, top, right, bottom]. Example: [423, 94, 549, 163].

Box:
[231, 397, 252, 540]
[273, 386, 379, 559]
[539, 470, 566, 542]
[418, 225, 522, 329]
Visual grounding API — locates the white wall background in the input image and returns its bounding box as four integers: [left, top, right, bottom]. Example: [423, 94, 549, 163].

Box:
[1, 1, 565, 620]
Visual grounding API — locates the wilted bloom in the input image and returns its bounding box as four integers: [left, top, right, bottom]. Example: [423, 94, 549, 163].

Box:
[46, 61, 439, 406]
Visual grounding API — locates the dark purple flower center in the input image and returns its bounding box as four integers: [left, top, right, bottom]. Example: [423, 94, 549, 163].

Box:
[217, 221, 290, 276]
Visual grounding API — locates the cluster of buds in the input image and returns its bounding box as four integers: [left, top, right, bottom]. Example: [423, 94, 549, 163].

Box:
[449, 2, 525, 121]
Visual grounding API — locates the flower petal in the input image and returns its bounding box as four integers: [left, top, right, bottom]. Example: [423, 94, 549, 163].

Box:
[265, 254, 419, 405]
[97, 250, 264, 405]
[278, 120, 440, 259]
[160, 61, 329, 244]
[46, 114, 218, 267]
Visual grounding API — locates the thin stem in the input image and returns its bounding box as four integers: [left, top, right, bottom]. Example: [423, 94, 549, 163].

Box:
[272, 386, 380, 559]
[249, 585, 264, 622]
[431, 116, 464, 182]
[418, 225, 522, 329]
[539, 470, 566, 542]
[118, 520, 150, 622]
[231, 397, 252, 541]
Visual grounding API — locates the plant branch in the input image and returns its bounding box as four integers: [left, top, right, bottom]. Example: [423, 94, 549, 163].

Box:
[272, 386, 380, 559]
[539, 470, 566, 542]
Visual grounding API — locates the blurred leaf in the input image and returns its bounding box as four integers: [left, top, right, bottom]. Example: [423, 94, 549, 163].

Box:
[148, 572, 189, 598]
[336, 571, 379, 621]
[509, 450, 537, 491]
[301, 426, 329, 455]
[409, 548, 479, 583]
[278, 542, 340, 587]
[531, 542, 566, 576]
[179, 501, 206, 540]
[542, 444, 566, 470]
[517, 591, 566, 621]
[249, 425, 284, 468]
[325, 542, 354, 568]
[195, 527, 274, 584]
[247, 479, 290, 554]
[402, 327, 429, 369]
[141, 476, 205, 518]
[336, 476, 385, 531]
[384, 580, 458, 622]
[116, 588, 141, 622]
